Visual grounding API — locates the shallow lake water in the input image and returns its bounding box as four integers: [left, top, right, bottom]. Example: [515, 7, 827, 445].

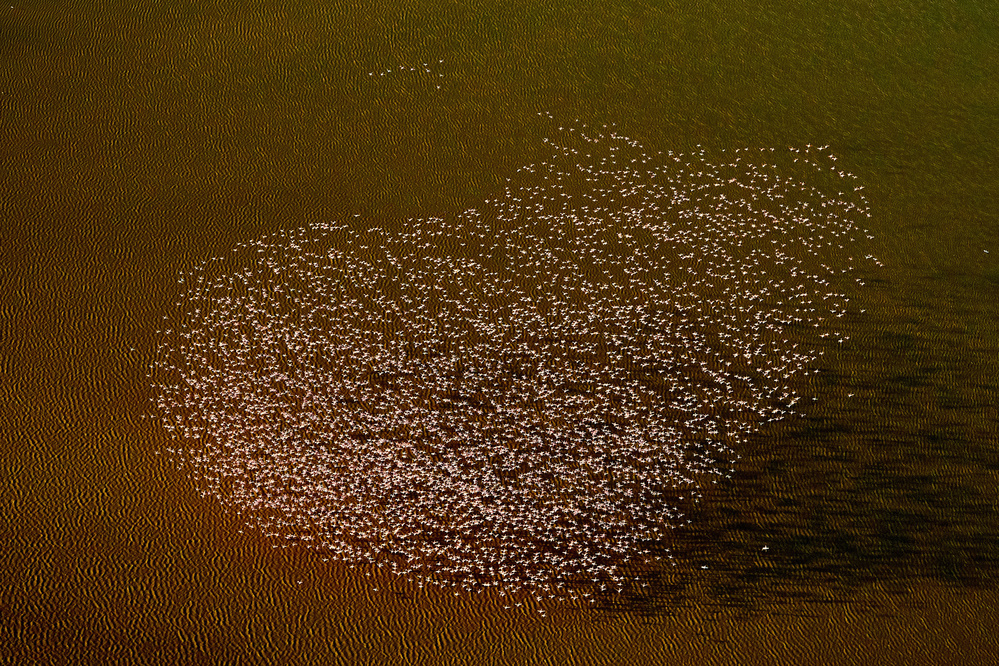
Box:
[3, 1, 997, 663]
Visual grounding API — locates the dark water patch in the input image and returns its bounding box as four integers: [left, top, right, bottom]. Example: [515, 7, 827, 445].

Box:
[586, 302, 998, 617]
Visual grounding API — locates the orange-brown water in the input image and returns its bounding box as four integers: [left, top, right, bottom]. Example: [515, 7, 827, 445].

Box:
[3, 1, 998, 664]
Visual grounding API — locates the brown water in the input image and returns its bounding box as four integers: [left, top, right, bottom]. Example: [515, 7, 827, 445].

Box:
[3, 0, 997, 663]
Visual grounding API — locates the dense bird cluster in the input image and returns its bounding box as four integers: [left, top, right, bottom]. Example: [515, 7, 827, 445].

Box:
[152, 122, 874, 600]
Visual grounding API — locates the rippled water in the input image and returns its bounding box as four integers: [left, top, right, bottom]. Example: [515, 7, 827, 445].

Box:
[6, 1, 998, 663]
